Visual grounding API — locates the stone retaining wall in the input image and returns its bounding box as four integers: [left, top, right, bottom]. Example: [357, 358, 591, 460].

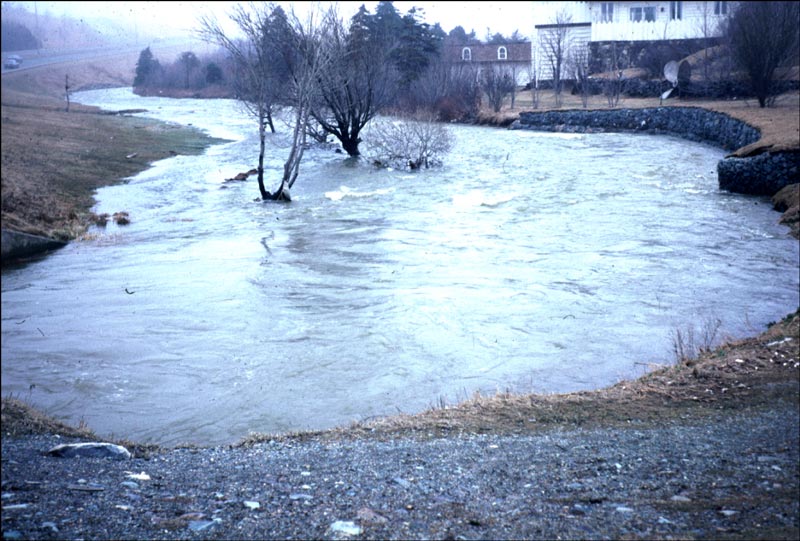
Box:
[718, 150, 799, 196]
[513, 107, 798, 196]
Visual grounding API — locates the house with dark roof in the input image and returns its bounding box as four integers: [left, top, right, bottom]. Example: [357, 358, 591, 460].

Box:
[443, 42, 533, 85]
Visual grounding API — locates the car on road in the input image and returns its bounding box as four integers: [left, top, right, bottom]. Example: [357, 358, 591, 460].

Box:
[4, 55, 23, 69]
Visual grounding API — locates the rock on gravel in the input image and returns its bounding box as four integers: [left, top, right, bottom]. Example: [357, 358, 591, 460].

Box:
[46, 442, 132, 460]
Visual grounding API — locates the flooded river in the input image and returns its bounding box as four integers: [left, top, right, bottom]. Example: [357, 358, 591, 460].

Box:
[2, 88, 797, 446]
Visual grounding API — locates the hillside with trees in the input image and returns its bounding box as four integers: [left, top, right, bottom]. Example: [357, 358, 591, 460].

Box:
[1, 2, 115, 50]
[0, 2, 186, 52]
[1, 19, 41, 51]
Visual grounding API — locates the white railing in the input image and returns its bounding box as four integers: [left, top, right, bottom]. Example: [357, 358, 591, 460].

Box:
[591, 19, 721, 41]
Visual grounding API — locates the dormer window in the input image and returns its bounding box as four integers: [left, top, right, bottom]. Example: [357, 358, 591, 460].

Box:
[462, 47, 471, 61]
[497, 46, 507, 60]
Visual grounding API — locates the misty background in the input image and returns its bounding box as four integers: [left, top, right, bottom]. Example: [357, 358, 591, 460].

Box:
[1, 1, 534, 54]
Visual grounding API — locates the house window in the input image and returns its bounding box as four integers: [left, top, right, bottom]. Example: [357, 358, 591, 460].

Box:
[714, 1, 727, 15]
[601, 2, 613, 22]
[630, 6, 656, 22]
[462, 47, 471, 61]
[670, 1, 682, 20]
[497, 46, 507, 60]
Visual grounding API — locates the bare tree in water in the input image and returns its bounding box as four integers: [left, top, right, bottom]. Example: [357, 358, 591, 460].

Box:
[200, 3, 291, 200]
[364, 110, 453, 170]
[271, 7, 335, 200]
[308, 7, 399, 157]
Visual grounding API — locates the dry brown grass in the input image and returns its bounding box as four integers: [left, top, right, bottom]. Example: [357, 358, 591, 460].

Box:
[1, 395, 96, 439]
[1, 46, 225, 241]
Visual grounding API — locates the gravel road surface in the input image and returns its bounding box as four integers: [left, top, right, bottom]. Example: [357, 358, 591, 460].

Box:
[3, 404, 798, 540]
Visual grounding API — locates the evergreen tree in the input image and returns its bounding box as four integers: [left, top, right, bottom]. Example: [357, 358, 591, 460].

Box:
[204, 62, 223, 84]
[133, 47, 156, 87]
[178, 51, 199, 88]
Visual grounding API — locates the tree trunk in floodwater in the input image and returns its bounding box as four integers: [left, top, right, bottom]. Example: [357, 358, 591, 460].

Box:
[340, 133, 361, 157]
[262, 104, 308, 203]
[267, 181, 291, 202]
[256, 113, 269, 200]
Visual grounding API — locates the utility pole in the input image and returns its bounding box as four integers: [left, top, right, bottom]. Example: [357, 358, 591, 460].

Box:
[65, 74, 71, 112]
[35, 1, 40, 54]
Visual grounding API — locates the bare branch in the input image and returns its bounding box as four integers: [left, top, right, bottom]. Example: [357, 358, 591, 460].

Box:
[364, 111, 453, 170]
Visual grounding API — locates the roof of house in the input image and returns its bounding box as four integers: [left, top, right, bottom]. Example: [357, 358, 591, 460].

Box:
[443, 42, 532, 63]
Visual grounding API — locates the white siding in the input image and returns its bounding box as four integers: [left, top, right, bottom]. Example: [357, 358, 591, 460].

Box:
[585, 1, 731, 41]
[534, 24, 592, 81]
[592, 16, 723, 40]
[529, 1, 733, 80]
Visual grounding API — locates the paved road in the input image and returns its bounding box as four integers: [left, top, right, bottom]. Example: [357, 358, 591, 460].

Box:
[1, 40, 201, 74]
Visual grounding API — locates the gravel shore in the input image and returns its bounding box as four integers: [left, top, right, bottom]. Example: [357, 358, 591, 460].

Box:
[3, 401, 798, 540]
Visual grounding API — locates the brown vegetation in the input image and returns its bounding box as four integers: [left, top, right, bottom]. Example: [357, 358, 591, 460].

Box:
[1, 395, 96, 439]
[1, 48, 224, 241]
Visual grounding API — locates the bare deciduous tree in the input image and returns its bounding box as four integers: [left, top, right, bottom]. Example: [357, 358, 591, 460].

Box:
[201, 3, 332, 201]
[310, 11, 399, 157]
[695, 1, 720, 83]
[728, 1, 800, 107]
[571, 46, 590, 108]
[481, 65, 516, 113]
[603, 42, 625, 108]
[508, 65, 528, 110]
[539, 9, 573, 107]
[272, 7, 335, 201]
[406, 59, 480, 121]
[364, 111, 453, 170]
[530, 45, 542, 109]
[200, 3, 290, 199]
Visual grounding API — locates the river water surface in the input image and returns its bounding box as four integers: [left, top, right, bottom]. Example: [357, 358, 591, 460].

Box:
[2, 88, 798, 446]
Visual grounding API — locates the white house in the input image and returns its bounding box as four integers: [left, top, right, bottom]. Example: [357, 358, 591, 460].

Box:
[532, 1, 734, 80]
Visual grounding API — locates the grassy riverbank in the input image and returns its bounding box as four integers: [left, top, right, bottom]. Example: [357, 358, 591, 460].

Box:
[1, 51, 226, 241]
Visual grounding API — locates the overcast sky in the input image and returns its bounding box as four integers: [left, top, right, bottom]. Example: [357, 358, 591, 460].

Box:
[13, 1, 536, 42]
